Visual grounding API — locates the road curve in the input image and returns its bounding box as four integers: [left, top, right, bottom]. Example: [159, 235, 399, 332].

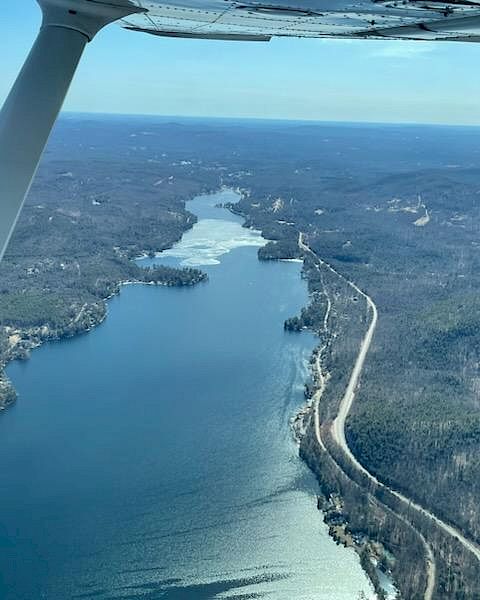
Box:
[331, 260, 480, 564]
[297, 232, 480, 599]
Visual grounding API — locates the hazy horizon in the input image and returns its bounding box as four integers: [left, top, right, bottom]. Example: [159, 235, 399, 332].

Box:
[59, 110, 480, 128]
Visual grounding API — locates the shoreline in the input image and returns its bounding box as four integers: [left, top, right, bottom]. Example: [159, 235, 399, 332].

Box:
[0, 224, 209, 413]
[195, 190, 386, 598]
[0, 186, 246, 411]
[297, 233, 480, 598]
[290, 344, 395, 599]
[0, 180, 226, 411]
[293, 369, 396, 600]
[228, 194, 391, 598]
[1, 271, 208, 409]
[229, 191, 460, 599]
[2, 186, 392, 598]
[0, 185, 382, 599]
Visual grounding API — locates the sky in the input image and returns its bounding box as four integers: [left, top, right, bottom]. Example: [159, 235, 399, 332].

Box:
[2, 1, 480, 125]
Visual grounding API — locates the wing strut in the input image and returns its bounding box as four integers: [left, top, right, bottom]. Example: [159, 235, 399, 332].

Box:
[0, 0, 143, 261]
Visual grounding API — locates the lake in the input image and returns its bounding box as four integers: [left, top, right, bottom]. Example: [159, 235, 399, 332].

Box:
[0, 190, 374, 599]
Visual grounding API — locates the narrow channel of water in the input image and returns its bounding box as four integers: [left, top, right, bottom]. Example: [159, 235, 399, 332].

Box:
[0, 190, 374, 599]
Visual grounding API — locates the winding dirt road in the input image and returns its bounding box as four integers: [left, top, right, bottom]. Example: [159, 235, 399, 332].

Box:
[298, 232, 480, 599]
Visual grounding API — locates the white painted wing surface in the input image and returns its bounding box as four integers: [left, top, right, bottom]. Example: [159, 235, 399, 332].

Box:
[113, 0, 480, 41]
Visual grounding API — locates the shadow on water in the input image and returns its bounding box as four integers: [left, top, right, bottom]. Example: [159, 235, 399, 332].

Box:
[74, 574, 285, 599]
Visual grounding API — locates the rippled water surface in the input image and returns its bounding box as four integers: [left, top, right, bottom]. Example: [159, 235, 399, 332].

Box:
[0, 190, 374, 599]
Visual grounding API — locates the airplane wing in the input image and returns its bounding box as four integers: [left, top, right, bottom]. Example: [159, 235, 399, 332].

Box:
[119, 0, 480, 43]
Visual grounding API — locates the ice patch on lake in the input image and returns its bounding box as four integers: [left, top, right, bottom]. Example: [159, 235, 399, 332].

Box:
[161, 219, 266, 266]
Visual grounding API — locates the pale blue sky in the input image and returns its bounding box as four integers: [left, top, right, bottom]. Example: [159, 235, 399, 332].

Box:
[2, 1, 480, 124]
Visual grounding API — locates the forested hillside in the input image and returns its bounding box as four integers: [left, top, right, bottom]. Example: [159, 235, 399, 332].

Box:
[222, 122, 480, 597]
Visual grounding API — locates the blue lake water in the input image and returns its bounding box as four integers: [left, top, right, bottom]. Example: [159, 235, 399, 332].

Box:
[0, 190, 373, 599]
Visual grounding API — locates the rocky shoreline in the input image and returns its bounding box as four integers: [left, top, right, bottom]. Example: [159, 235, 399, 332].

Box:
[293, 390, 396, 600]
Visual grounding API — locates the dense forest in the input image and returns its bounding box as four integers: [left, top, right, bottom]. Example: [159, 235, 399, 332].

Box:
[3, 115, 480, 597]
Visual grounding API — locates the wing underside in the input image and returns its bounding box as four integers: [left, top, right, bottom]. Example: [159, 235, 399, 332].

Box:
[116, 0, 480, 42]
